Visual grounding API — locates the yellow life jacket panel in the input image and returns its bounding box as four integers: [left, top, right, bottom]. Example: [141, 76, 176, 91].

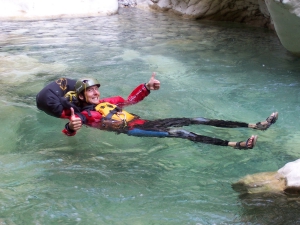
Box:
[95, 102, 136, 122]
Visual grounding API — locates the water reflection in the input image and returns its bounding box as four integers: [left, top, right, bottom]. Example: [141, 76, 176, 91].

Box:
[238, 193, 300, 224]
[0, 7, 300, 224]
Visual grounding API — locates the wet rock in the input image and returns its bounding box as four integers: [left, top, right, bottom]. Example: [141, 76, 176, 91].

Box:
[232, 159, 300, 195]
[232, 172, 286, 194]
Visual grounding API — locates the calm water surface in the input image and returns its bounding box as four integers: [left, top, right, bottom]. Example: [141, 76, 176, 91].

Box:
[0, 8, 300, 225]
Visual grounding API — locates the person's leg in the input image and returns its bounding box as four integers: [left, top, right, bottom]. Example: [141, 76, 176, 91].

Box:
[250, 112, 279, 130]
[192, 112, 278, 130]
[167, 129, 258, 149]
[135, 117, 249, 129]
[191, 117, 248, 128]
[228, 135, 258, 149]
[131, 112, 279, 131]
[126, 121, 258, 149]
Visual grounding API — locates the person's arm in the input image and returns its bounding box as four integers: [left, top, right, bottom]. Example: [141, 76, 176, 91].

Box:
[62, 107, 82, 136]
[127, 72, 160, 105]
[145, 72, 160, 91]
[101, 72, 160, 107]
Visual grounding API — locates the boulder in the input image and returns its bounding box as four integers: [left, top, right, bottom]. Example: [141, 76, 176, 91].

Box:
[0, 0, 119, 20]
[265, 0, 300, 56]
[144, 0, 271, 28]
[232, 159, 300, 195]
[278, 158, 300, 193]
[119, 0, 137, 7]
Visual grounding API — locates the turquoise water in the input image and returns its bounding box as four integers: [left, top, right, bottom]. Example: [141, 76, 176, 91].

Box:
[1, 7, 300, 224]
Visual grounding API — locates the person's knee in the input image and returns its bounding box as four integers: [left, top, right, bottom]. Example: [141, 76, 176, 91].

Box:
[192, 117, 210, 124]
[168, 129, 196, 138]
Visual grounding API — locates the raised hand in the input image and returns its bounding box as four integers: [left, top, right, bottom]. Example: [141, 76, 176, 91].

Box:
[146, 72, 160, 90]
[68, 107, 82, 131]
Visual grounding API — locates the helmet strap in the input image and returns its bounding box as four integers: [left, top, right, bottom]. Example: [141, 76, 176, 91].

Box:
[84, 82, 89, 104]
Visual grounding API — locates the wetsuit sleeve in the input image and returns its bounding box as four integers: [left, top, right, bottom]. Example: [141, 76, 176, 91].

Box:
[99, 96, 126, 105]
[61, 111, 87, 136]
[62, 123, 77, 136]
[60, 108, 71, 118]
[126, 83, 150, 105]
[100, 84, 150, 107]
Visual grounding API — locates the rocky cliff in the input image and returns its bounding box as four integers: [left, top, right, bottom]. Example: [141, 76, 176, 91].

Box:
[0, 0, 118, 20]
[137, 0, 300, 56]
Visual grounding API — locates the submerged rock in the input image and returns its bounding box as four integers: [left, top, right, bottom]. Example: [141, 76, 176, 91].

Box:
[232, 159, 300, 195]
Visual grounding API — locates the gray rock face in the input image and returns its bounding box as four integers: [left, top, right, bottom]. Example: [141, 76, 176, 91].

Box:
[0, 0, 299, 55]
[119, 0, 137, 7]
[140, 0, 300, 56]
[265, 0, 300, 56]
[146, 0, 272, 28]
[0, 0, 119, 20]
[278, 159, 300, 190]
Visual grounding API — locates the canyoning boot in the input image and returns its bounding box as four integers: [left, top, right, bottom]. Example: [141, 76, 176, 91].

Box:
[254, 112, 278, 130]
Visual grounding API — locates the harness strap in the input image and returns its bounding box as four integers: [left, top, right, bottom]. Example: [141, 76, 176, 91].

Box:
[106, 108, 120, 120]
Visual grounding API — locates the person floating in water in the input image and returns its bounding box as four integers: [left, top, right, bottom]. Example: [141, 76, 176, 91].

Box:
[36, 73, 278, 150]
